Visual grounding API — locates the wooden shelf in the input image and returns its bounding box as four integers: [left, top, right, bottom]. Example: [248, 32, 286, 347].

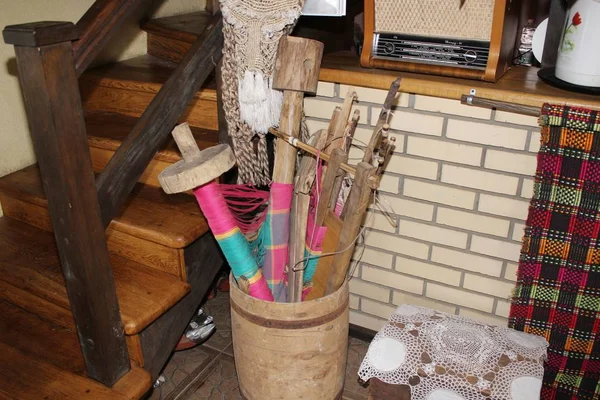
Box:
[320, 52, 600, 110]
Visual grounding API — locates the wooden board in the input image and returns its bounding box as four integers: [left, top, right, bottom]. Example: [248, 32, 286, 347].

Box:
[81, 86, 218, 130]
[147, 34, 194, 64]
[0, 300, 86, 375]
[0, 292, 148, 393]
[304, 210, 343, 301]
[80, 55, 217, 96]
[85, 111, 219, 163]
[143, 12, 211, 43]
[368, 378, 411, 400]
[79, 56, 218, 131]
[0, 218, 190, 335]
[322, 51, 600, 110]
[0, 342, 150, 400]
[0, 280, 75, 330]
[0, 164, 208, 249]
[89, 147, 167, 189]
[0, 194, 185, 278]
[143, 12, 214, 63]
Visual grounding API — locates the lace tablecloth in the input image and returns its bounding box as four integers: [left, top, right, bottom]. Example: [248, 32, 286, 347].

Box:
[358, 305, 548, 400]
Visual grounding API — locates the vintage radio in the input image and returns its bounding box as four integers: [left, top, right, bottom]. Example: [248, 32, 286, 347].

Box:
[361, 0, 521, 82]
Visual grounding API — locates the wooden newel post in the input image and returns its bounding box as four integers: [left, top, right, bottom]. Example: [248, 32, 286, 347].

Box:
[3, 22, 130, 386]
[272, 36, 324, 302]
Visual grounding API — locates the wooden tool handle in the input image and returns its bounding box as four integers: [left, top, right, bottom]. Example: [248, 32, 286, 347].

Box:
[172, 123, 201, 163]
[288, 193, 310, 302]
[273, 91, 304, 184]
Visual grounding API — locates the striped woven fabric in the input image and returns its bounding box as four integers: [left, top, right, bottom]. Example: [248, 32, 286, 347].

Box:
[260, 182, 294, 302]
[509, 104, 600, 400]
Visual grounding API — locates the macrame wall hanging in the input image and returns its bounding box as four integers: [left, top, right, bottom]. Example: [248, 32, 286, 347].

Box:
[220, 0, 305, 185]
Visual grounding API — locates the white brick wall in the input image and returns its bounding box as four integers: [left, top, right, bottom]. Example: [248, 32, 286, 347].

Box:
[446, 119, 529, 150]
[415, 95, 491, 119]
[436, 208, 510, 237]
[305, 88, 539, 330]
[403, 179, 476, 209]
[406, 136, 482, 166]
[387, 156, 439, 180]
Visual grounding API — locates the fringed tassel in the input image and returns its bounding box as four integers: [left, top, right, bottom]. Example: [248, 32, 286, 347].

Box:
[238, 70, 282, 134]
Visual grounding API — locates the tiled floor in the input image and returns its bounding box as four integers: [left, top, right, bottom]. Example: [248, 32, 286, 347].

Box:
[146, 291, 371, 400]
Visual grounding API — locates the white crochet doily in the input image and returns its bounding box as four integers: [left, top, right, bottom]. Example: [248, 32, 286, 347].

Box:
[358, 305, 548, 400]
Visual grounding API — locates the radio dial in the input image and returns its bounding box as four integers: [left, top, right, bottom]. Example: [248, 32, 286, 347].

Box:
[383, 42, 395, 55]
[463, 50, 477, 64]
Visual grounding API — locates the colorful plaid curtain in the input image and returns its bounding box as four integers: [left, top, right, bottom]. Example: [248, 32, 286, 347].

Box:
[510, 104, 600, 400]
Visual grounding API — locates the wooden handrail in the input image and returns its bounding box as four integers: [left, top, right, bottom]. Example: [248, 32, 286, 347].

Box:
[96, 14, 224, 227]
[73, 0, 149, 76]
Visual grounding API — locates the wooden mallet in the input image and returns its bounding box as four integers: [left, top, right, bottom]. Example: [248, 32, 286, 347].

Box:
[269, 36, 323, 302]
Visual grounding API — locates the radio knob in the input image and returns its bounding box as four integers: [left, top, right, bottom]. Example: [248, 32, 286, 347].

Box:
[464, 50, 477, 64]
[383, 42, 395, 55]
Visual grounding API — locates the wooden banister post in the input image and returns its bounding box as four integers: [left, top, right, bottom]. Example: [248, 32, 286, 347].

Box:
[3, 22, 130, 386]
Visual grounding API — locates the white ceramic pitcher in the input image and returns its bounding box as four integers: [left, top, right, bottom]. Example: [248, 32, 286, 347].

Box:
[555, 0, 600, 87]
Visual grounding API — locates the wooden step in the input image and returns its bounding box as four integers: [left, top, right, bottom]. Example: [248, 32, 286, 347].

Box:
[85, 110, 218, 188]
[80, 55, 218, 131]
[0, 278, 145, 368]
[0, 217, 190, 335]
[0, 299, 151, 400]
[142, 12, 211, 63]
[0, 164, 208, 277]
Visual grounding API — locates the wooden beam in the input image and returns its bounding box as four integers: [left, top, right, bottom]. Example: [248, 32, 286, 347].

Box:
[73, 0, 149, 75]
[4, 22, 129, 386]
[96, 15, 224, 228]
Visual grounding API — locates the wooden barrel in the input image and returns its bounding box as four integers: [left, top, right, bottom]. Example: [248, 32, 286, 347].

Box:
[230, 275, 349, 399]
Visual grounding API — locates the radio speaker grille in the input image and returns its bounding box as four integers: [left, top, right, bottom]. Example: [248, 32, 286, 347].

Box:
[374, 0, 495, 41]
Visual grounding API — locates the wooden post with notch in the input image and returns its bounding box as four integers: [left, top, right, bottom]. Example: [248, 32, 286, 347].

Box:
[3, 22, 130, 386]
[325, 162, 377, 295]
[271, 36, 323, 302]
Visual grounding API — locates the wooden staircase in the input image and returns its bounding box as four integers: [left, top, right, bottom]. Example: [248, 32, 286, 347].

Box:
[1, 4, 225, 399]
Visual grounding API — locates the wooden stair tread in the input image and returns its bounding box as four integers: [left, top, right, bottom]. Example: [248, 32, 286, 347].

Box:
[79, 55, 219, 131]
[142, 11, 212, 43]
[0, 300, 151, 400]
[0, 299, 85, 376]
[0, 342, 150, 400]
[0, 218, 190, 334]
[85, 110, 219, 163]
[0, 164, 208, 248]
[81, 55, 217, 97]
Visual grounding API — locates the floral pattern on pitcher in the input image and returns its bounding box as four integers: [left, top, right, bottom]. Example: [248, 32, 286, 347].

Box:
[561, 11, 583, 52]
